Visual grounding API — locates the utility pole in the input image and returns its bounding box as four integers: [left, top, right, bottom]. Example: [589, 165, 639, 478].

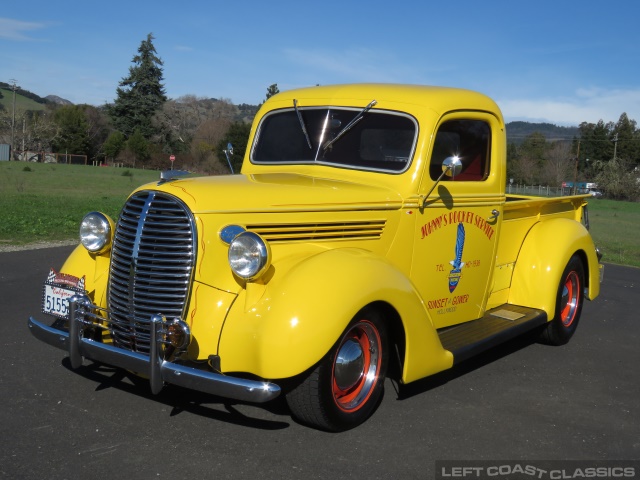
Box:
[573, 140, 580, 195]
[9, 79, 18, 159]
[612, 133, 618, 159]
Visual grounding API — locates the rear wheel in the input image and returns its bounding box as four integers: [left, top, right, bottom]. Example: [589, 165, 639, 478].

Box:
[286, 308, 388, 431]
[540, 255, 585, 345]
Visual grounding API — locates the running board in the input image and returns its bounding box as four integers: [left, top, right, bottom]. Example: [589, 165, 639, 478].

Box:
[438, 305, 548, 364]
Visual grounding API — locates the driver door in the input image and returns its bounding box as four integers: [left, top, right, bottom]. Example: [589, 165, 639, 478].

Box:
[410, 114, 503, 329]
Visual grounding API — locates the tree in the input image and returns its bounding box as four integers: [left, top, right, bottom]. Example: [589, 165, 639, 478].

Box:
[265, 83, 280, 101]
[127, 128, 150, 167]
[108, 33, 167, 140]
[0, 107, 57, 153]
[82, 105, 111, 160]
[540, 142, 574, 186]
[510, 132, 548, 183]
[51, 105, 91, 155]
[216, 122, 251, 173]
[592, 156, 640, 201]
[190, 117, 233, 172]
[102, 131, 126, 162]
[611, 113, 640, 164]
[578, 120, 614, 164]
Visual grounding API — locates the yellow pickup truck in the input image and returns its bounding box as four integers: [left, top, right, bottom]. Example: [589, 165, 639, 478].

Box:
[29, 84, 602, 431]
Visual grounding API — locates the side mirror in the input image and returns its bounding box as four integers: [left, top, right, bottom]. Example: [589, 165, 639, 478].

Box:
[224, 143, 235, 174]
[442, 156, 463, 177]
[422, 156, 463, 208]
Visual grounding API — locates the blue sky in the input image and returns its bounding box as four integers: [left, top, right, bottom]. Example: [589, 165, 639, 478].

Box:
[2, 0, 639, 126]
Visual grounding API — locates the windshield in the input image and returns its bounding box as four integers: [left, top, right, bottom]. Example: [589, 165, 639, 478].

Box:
[251, 107, 417, 173]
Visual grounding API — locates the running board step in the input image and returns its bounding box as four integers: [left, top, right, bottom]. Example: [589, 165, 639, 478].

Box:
[438, 304, 548, 364]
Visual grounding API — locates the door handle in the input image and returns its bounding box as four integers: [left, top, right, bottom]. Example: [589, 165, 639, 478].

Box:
[488, 209, 500, 221]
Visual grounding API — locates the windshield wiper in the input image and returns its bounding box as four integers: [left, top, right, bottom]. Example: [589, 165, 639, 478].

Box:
[293, 99, 313, 150]
[322, 99, 377, 152]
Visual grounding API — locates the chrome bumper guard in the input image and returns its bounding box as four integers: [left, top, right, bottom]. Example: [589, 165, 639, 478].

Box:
[28, 295, 280, 403]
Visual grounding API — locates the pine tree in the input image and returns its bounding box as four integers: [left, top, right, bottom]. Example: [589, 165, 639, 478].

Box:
[265, 83, 280, 101]
[52, 105, 91, 155]
[108, 33, 167, 140]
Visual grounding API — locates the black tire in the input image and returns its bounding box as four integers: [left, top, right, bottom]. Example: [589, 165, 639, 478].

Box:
[540, 254, 585, 346]
[285, 308, 389, 431]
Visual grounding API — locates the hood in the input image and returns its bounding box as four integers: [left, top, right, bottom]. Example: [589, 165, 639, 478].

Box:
[144, 173, 403, 214]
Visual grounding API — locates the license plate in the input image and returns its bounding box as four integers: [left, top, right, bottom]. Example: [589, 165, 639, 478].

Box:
[42, 269, 87, 319]
[43, 284, 76, 318]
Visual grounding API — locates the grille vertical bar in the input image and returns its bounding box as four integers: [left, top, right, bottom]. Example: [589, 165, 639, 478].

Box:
[107, 191, 196, 354]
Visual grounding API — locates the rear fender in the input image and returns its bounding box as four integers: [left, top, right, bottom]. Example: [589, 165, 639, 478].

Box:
[218, 248, 453, 382]
[509, 218, 600, 319]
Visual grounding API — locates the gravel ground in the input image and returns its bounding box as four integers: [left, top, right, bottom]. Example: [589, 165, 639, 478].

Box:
[0, 240, 78, 253]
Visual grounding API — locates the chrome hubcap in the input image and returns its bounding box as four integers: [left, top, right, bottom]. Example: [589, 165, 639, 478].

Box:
[332, 320, 381, 412]
[561, 271, 580, 327]
[334, 339, 365, 391]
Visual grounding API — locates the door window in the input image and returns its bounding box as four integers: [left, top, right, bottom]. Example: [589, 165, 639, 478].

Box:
[429, 120, 491, 182]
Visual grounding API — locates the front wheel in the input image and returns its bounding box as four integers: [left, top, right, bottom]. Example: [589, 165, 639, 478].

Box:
[286, 308, 388, 431]
[540, 254, 585, 345]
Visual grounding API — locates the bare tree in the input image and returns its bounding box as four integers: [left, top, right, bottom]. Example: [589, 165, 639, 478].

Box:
[509, 154, 540, 184]
[189, 118, 233, 173]
[540, 142, 574, 186]
[0, 107, 58, 154]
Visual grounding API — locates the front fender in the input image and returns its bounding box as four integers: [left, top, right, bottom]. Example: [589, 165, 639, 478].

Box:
[509, 218, 600, 319]
[218, 248, 453, 382]
[59, 244, 110, 308]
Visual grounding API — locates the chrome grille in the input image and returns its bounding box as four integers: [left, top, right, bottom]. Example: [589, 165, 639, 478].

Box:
[108, 191, 196, 354]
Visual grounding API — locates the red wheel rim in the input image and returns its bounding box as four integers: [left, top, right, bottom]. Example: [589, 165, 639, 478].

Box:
[560, 271, 580, 327]
[331, 320, 382, 412]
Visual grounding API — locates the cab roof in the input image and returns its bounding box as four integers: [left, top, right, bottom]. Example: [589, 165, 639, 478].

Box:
[265, 83, 503, 123]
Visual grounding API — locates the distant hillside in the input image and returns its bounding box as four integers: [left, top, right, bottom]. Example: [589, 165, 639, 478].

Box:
[506, 121, 579, 144]
[0, 88, 47, 112]
[45, 95, 73, 106]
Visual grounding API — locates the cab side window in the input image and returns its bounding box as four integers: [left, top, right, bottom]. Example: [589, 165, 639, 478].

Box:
[429, 120, 491, 181]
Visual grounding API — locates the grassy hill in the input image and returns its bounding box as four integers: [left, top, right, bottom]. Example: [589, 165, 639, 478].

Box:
[0, 88, 46, 112]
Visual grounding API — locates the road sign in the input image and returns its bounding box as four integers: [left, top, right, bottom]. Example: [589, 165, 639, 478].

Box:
[170, 155, 176, 162]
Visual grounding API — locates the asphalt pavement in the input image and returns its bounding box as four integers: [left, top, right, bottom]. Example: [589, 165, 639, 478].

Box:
[1, 246, 638, 480]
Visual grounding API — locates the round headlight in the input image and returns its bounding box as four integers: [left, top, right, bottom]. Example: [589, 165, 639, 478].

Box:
[228, 231, 271, 280]
[80, 212, 112, 253]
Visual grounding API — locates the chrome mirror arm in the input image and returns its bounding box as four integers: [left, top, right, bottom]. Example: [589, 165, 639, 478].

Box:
[422, 156, 463, 208]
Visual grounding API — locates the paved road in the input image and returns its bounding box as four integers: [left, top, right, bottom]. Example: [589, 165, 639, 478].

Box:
[1, 246, 638, 479]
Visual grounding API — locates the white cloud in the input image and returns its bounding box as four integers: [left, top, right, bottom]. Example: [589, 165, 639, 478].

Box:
[497, 87, 640, 125]
[0, 17, 46, 41]
[283, 47, 420, 84]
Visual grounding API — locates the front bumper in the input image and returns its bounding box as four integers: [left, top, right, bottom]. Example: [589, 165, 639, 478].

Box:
[28, 295, 280, 403]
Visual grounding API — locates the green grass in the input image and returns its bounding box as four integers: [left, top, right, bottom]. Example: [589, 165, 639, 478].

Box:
[587, 198, 640, 268]
[1, 162, 638, 268]
[0, 89, 46, 112]
[0, 162, 158, 244]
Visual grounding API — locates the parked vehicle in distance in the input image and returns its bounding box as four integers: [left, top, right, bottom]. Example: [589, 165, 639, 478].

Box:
[29, 84, 602, 431]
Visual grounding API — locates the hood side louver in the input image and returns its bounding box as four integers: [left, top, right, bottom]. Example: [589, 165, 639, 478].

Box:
[247, 220, 386, 243]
